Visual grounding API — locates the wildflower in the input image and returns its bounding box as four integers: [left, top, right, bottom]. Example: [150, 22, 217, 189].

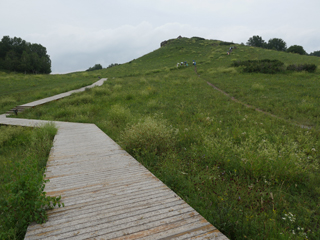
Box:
[242, 132, 246, 135]
[312, 148, 316, 151]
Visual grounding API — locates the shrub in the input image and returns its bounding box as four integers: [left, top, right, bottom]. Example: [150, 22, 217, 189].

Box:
[68, 94, 94, 105]
[145, 69, 162, 75]
[251, 83, 265, 91]
[220, 41, 234, 46]
[86, 64, 102, 71]
[119, 116, 177, 156]
[107, 63, 120, 68]
[191, 37, 205, 41]
[108, 104, 131, 126]
[113, 84, 122, 91]
[0, 163, 63, 239]
[92, 87, 111, 96]
[287, 45, 307, 55]
[0, 123, 63, 239]
[287, 64, 317, 73]
[232, 59, 285, 74]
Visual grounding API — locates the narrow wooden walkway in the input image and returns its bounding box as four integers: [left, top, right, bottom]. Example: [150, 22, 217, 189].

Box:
[6, 78, 107, 114]
[0, 79, 228, 240]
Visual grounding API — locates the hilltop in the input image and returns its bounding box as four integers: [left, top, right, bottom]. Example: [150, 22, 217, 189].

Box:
[1, 36, 320, 239]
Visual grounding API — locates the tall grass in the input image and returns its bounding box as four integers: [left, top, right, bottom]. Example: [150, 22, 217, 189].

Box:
[0, 124, 63, 240]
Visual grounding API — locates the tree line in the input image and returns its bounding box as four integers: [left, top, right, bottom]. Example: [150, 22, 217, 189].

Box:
[86, 63, 120, 71]
[246, 35, 320, 57]
[0, 36, 51, 74]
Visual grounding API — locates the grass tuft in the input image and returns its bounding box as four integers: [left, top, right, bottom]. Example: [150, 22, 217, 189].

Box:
[120, 116, 177, 156]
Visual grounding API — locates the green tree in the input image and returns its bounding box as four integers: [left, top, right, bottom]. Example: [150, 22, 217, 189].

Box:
[30, 52, 40, 74]
[19, 51, 31, 73]
[267, 38, 287, 51]
[0, 36, 12, 59]
[39, 55, 51, 74]
[0, 36, 51, 74]
[310, 50, 320, 57]
[11, 37, 26, 56]
[86, 64, 103, 71]
[5, 50, 19, 71]
[246, 35, 266, 48]
[287, 45, 307, 55]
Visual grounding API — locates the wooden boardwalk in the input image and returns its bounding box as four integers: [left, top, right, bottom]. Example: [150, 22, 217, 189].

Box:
[0, 79, 228, 240]
[6, 78, 107, 114]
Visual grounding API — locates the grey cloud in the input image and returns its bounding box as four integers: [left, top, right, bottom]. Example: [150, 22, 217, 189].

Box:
[1, 0, 319, 73]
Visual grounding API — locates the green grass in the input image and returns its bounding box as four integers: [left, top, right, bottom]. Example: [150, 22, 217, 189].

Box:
[201, 70, 320, 128]
[3, 37, 320, 239]
[0, 123, 63, 240]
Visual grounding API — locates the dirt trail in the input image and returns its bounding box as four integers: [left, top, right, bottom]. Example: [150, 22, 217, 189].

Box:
[205, 81, 312, 129]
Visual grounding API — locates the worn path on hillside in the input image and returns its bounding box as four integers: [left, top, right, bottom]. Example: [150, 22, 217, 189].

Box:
[205, 81, 312, 129]
[0, 78, 228, 239]
[193, 64, 312, 129]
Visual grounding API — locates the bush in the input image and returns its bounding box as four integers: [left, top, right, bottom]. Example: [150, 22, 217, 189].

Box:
[119, 116, 177, 156]
[220, 41, 234, 46]
[68, 94, 94, 105]
[92, 87, 111, 96]
[231, 59, 285, 74]
[108, 104, 131, 126]
[287, 45, 307, 55]
[86, 64, 102, 71]
[191, 37, 205, 41]
[107, 63, 120, 68]
[0, 164, 63, 239]
[251, 83, 265, 91]
[287, 64, 317, 73]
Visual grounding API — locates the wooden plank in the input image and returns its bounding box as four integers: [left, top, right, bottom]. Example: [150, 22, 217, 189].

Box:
[19, 78, 107, 108]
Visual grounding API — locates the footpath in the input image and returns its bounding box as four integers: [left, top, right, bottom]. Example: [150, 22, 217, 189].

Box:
[0, 79, 228, 240]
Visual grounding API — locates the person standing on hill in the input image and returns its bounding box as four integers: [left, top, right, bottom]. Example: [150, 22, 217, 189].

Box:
[193, 60, 197, 73]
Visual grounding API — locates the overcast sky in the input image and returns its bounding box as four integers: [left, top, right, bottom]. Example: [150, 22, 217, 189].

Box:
[1, 0, 320, 74]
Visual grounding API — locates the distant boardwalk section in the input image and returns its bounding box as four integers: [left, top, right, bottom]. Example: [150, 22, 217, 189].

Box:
[6, 78, 107, 115]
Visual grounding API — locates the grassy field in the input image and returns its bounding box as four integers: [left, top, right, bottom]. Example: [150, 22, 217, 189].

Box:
[2, 37, 320, 239]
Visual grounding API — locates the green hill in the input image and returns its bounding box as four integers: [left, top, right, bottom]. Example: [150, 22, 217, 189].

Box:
[2, 37, 320, 239]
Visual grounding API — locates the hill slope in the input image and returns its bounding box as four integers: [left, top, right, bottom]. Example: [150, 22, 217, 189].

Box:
[4, 37, 320, 239]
